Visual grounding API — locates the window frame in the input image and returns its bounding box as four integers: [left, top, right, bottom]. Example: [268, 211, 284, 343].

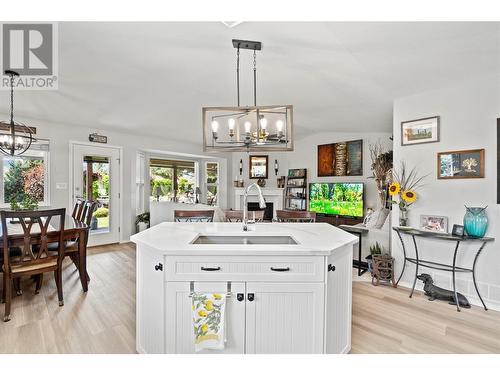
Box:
[205, 161, 219, 206]
[0, 148, 51, 208]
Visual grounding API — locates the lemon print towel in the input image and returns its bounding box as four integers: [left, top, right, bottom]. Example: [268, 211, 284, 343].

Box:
[192, 292, 226, 352]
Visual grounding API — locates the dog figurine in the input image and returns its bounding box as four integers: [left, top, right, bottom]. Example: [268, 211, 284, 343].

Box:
[417, 273, 471, 308]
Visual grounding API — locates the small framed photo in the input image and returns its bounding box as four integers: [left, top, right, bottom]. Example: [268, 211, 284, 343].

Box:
[452, 224, 465, 237]
[437, 149, 485, 179]
[401, 116, 440, 146]
[420, 215, 448, 233]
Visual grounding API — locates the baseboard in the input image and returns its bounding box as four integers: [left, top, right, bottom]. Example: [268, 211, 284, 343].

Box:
[397, 280, 500, 313]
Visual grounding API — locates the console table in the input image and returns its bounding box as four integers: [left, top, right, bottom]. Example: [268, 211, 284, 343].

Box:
[393, 226, 494, 311]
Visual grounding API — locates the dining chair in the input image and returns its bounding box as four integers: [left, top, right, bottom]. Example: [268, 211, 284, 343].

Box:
[174, 210, 214, 222]
[275, 210, 316, 223]
[72, 199, 85, 221]
[1, 208, 66, 322]
[224, 209, 265, 222]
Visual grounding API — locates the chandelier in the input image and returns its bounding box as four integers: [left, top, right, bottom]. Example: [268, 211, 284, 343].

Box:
[202, 40, 293, 152]
[0, 70, 34, 156]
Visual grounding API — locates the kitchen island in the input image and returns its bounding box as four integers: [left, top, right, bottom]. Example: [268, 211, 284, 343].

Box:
[130, 222, 357, 354]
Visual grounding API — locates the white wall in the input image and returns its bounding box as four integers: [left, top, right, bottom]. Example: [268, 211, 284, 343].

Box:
[392, 75, 500, 310]
[1, 115, 230, 242]
[229, 131, 392, 212]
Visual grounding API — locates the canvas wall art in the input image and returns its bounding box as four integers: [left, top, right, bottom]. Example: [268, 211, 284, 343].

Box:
[317, 139, 363, 177]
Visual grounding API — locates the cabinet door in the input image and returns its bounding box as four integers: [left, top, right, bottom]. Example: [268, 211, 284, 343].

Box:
[245, 283, 324, 354]
[136, 245, 165, 354]
[165, 282, 246, 354]
[325, 244, 353, 353]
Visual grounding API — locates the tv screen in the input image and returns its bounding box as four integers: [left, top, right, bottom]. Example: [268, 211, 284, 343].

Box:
[309, 183, 364, 218]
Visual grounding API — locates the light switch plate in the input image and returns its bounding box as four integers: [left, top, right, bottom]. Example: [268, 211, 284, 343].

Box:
[56, 182, 67, 190]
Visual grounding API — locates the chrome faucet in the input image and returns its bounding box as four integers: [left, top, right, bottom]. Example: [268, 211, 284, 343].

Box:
[243, 183, 267, 231]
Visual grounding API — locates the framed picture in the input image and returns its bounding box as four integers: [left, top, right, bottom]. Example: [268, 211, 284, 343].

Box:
[317, 139, 363, 176]
[420, 215, 448, 233]
[437, 149, 485, 179]
[249, 155, 268, 179]
[452, 224, 465, 237]
[401, 116, 440, 146]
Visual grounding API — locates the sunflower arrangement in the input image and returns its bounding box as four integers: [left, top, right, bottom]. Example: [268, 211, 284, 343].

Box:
[389, 162, 426, 226]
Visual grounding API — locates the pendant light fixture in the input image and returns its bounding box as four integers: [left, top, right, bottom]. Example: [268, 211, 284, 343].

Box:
[0, 70, 34, 156]
[202, 40, 294, 152]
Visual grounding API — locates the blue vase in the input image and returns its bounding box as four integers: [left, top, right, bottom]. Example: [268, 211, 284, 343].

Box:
[463, 206, 488, 238]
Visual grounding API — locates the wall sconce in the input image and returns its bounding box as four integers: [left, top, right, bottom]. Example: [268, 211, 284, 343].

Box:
[239, 159, 243, 175]
[274, 159, 279, 176]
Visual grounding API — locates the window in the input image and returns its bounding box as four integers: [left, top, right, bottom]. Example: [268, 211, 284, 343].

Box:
[206, 162, 219, 206]
[0, 141, 50, 207]
[149, 158, 196, 203]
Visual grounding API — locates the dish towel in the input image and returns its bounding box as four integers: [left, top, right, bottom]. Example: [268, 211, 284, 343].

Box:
[192, 292, 226, 352]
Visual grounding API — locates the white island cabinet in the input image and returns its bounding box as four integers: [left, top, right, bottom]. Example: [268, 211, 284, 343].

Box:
[131, 222, 357, 354]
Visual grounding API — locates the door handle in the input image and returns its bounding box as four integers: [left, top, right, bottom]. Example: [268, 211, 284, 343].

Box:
[236, 293, 244, 302]
[328, 264, 336, 272]
[247, 293, 255, 302]
[200, 266, 221, 271]
[270, 267, 290, 272]
[154, 263, 163, 271]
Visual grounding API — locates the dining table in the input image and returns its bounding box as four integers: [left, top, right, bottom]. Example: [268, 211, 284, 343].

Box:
[0, 214, 90, 292]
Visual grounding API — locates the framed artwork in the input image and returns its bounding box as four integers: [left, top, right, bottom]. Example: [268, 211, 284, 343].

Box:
[401, 116, 440, 146]
[317, 139, 363, 177]
[437, 149, 485, 179]
[452, 224, 465, 237]
[420, 215, 448, 233]
[249, 155, 268, 179]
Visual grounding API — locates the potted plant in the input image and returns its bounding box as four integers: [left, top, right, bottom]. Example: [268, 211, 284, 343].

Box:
[366, 241, 383, 274]
[135, 212, 150, 232]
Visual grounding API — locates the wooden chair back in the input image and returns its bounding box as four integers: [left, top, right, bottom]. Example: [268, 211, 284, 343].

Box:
[72, 199, 85, 220]
[80, 200, 98, 226]
[1, 208, 66, 273]
[224, 210, 265, 222]
[174, 210, 214, 222]
[275, 210, 316, 223]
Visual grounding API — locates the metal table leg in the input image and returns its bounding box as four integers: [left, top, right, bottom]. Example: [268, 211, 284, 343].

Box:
[472, 241, 488, 311]
[452, 240, 461, 312]
[395, 230, 407, 286]
[358, 232, 363, 276]
[409, 235, 419, 298]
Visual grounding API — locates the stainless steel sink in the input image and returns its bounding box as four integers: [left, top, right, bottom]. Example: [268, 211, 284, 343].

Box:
[192, 235, 298, 245]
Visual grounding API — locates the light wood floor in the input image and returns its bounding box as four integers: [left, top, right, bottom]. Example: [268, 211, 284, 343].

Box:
[1, 243, 499, 353]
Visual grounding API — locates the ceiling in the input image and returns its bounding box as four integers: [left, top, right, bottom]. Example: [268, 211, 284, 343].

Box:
[0, 22, 498, 144]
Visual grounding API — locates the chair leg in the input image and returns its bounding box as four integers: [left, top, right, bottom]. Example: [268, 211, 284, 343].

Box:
[34, 274, 44, 294]
[1, 272, 6, 304]
[13, 277, 22, 296]
[4, 276, 11, 322]
[54, 270, 64, 307]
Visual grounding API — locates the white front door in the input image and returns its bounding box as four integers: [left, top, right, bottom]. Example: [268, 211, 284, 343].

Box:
[71, 143, 121, 246]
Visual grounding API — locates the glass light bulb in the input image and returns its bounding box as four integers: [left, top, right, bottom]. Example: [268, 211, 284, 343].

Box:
[211, 120, 219, 133]
[228, 118, 235, 131]
[276, 120, 284, 132]
[260, 118, 267, 130]
[244, 121, 252, 133]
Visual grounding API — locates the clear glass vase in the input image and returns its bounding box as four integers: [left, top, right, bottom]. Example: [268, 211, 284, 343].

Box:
[399, 209, 408, 227]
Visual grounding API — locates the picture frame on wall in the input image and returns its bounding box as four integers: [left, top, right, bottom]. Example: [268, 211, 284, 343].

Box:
[401, 116, 440, 146]
[420, 215, 448, 233]
[249, 155, 268, 179]
[437, 149, 485, 179]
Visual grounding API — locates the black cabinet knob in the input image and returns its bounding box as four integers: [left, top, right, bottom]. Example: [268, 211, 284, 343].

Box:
[237, 293, 244, 301]
[154, 263, 163, 271]
[247, 293, 255, 302]
[328, 264, 335, 272]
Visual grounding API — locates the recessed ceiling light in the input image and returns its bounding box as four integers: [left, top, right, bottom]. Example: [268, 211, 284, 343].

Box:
[221, 21, 243, 28]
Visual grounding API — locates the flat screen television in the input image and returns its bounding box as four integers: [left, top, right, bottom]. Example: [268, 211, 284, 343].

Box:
[309, 183, 364, 218]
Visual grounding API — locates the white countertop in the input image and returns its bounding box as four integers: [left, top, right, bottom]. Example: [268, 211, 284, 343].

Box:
[130, 222, 358, 256]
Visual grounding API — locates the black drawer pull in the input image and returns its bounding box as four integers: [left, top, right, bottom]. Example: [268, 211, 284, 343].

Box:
[270, 267, 290, 272]
[200, 266, 221, 271]
[247, 293, 255, 302]
[154, 263, 163, 271]
[237, 293, 244, 302]
[328, 264, 336, 272]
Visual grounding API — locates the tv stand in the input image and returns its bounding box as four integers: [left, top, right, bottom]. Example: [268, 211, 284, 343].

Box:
[315, 214, 363, 227]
